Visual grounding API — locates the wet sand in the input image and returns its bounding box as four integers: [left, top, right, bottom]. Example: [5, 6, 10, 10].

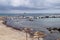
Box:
[0, 20, 31, 40]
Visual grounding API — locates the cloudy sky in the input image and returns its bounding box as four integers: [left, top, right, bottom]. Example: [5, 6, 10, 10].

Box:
[0, 0, 60, 13]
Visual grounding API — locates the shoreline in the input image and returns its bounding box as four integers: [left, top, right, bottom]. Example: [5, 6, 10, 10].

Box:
[0, 19, 31, 40]
[0, 16, 60, 40]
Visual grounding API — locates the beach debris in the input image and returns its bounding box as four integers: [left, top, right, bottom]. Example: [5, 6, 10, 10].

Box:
[24, 27, 31, 40]
[33, 31, 46, 40]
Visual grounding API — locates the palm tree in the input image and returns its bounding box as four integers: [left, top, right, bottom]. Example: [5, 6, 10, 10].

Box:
[33, 31, 46, 40]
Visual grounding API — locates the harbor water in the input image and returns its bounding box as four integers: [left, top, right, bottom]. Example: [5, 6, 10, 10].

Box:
[5, 17, 60, 40]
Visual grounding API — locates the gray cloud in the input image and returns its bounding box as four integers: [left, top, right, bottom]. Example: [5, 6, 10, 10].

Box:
[0, 0, 60, 10]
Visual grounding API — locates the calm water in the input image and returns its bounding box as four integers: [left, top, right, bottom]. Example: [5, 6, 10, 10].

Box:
[0, 13, 60, 16]
[5, 17, 60, 40]
[6, 18, 60, 28]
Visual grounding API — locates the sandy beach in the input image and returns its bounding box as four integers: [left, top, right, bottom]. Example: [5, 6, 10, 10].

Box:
[0, 16, 60, 40]
[0, 19, 31, 40]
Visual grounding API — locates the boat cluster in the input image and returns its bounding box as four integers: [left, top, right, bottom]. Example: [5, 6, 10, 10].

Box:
[23, 15, 60, 19]
[3, 15, 60, 21]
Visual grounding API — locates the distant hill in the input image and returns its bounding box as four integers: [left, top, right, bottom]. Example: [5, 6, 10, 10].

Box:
[0, 6, 48, 10]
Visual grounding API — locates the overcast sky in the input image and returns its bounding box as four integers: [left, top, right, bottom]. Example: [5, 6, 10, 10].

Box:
[0, 0, 60, 13]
